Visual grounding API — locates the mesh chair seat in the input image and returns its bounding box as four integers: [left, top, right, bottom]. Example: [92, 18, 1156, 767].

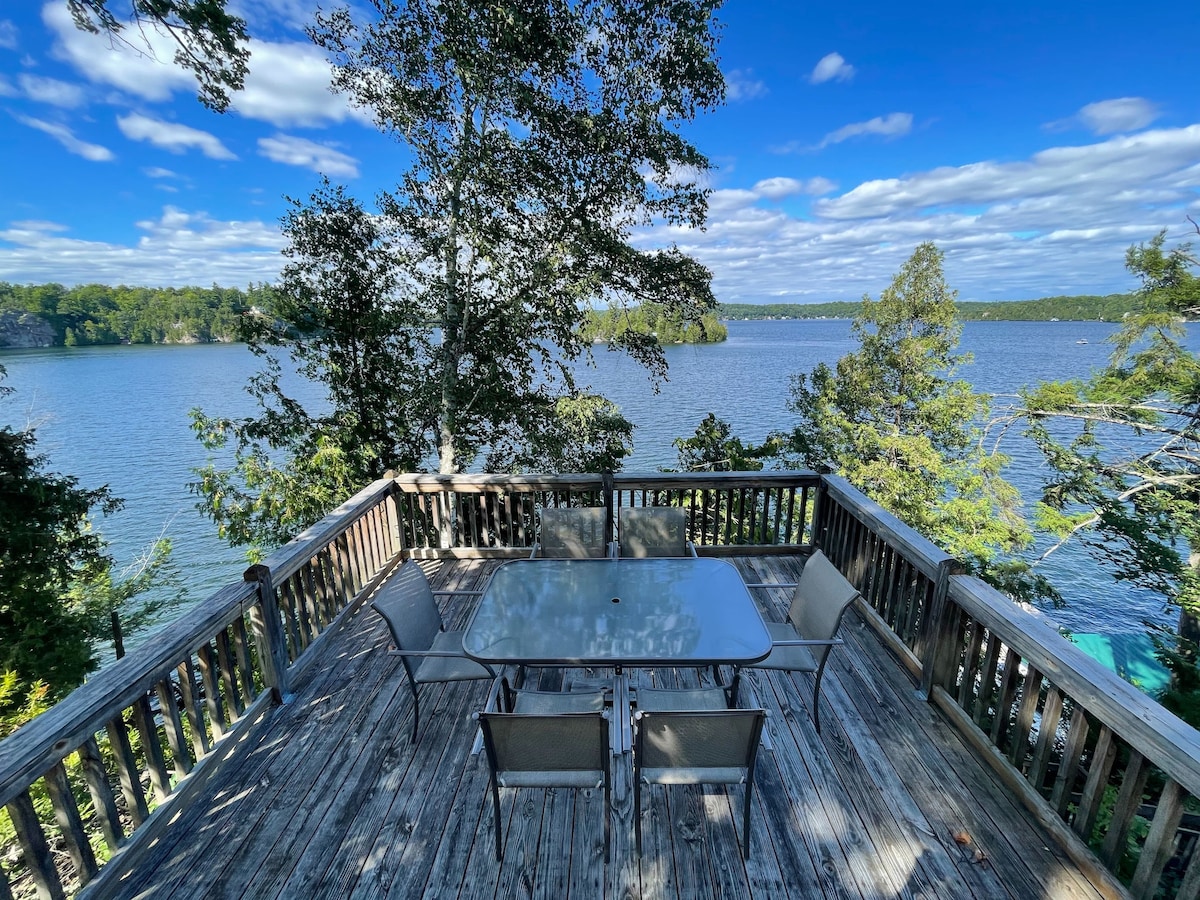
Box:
[412, 630, 495, 683]
[750, 622, 819, 672]
[511, 688, 606, 714]
[635, 686, 729, 712]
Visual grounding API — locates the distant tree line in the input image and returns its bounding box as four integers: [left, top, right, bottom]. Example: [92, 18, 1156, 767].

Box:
[0, 282, 280, 346]
[579, 302, 727, 344]
[719, 292, 1152, 323]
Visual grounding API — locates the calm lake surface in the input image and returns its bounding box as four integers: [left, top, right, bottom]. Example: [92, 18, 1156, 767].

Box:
[3, 319, 1198, 641]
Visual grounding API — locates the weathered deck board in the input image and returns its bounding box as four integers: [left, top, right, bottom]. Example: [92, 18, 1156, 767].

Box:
[98, 556, 1110, 900]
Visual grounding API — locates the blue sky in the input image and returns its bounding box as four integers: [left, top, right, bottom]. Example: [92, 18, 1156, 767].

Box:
[1, 1, 1198, 302]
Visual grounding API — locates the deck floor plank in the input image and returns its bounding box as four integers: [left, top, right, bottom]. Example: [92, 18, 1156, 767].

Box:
[96, 555, 1109, 900]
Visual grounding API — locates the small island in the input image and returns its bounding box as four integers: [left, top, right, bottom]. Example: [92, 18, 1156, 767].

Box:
[579, 302, 728, 344]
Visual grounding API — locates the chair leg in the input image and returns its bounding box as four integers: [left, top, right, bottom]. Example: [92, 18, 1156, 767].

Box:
[634, 773, 643, 857]
[409, 683, 421, 744]
[741, 783, 753, 860]
[490, 778, 504, 861]
[812, 665, 826, 736]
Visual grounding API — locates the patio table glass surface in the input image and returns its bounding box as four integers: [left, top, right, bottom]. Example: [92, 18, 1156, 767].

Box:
[462, 557, 772, 667]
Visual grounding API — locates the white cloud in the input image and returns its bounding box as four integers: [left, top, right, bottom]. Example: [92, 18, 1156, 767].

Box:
[45, 2, 197, 101]
[231, 40, 371, 128]
[118, 113, 237, 160]
[144, 166, 179, 179]
[810, 52, 855, 85]
[636, 125, 1200, 304]
[725, 69, 767, 102]
[0, 209, 286, 287]
[43, 4, 365, 129]
[19, 74, 86, 108]
[0, 20, 17, 50]
[1046, 97, 1162, 136]
[819, 112, 912, 148]
[0, 74, 16, 97]
[15, 115, 114, 161]
[258, 133, 359, 178]
[1078, 97, 1160, 135]
[752, 177, 837, 199]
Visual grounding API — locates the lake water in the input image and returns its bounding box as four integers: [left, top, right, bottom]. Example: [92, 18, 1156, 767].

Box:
[3, 319, 1197, 641]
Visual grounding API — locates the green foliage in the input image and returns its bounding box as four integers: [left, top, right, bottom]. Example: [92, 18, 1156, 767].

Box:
[718, 292, 1144, 322]
[581, 303, 728, 344]
[1004, 228, 1200, 719]
[0, 406, 119, 701]
[0, 672, 52, 740]
[0, 281, 254, 346]
[775, 243, 1045, 599]
[674, 413, 776, 473]
[485, 392, 634, 474]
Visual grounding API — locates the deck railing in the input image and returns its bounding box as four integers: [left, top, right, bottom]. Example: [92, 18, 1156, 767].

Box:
[0, 478, 400, 900]
[3, 471, 1199, 898]
[815, 474, 1200, 900]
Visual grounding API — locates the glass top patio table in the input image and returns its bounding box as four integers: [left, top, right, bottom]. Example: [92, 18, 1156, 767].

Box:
[463, 557, 772, 667]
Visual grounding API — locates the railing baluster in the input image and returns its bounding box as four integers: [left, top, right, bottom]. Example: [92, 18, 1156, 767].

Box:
[155, 677, 193, 777]
[1100, 750, 1151, 868]
[1074, 725, 1117, 840]
[6, 789, 66, 900]
[1130, 779, 1187, 899]
[78, 736, 123, 851]
[1050, 705, 1090, 816]
[1028, 686, 1064, 793]
[43, 760, 98, 887]
[106, 714, 149, 826]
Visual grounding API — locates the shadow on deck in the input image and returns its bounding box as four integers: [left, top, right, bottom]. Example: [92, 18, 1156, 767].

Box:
[99, 556, 1107, 900]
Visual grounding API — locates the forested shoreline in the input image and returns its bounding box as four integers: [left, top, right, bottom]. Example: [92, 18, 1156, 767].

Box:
[0, 282, 1182, 351]
[719, 292, 1151, 322]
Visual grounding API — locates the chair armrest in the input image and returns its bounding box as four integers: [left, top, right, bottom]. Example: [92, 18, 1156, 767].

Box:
[685, 541, 698, 558]
[743, 582, 798, 590]
[529, 542, 541, 559]
[432, 589, 484, 597]
[388, 648, 498, 675]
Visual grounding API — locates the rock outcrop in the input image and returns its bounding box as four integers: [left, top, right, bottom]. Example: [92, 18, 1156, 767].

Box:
[0, 310, 55, 348]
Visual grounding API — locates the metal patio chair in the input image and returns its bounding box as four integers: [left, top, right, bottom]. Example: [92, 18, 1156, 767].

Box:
[615, 507, 697, 558]
[371, 560, 497, 744]
[730, 550, 859, 735]
[529, 507, 610, 558]
[632, 705, 766, 859]
[475, 704, 612, 862]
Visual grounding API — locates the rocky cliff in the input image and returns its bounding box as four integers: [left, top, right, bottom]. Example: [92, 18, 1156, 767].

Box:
[0, 311, 55, 348]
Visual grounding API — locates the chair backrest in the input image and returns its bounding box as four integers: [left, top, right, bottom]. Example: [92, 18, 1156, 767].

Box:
[477, 711, 610, 787]
[370, 561, 443, 661]
[618, 507, 689, 557]
[536, 507, 609, 558]
[788, 550, 859, 659]
[634, 709, 765, 784]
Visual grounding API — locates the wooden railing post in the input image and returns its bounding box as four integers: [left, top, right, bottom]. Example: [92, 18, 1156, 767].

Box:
[810, 470, 829, 548]
[919, 559, 965, 699]
[602, 471, 615, 549]
[243, 564, 291, 703]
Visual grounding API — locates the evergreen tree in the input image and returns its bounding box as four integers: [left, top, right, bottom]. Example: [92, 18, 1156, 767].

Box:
[777, 242, 1043, 597]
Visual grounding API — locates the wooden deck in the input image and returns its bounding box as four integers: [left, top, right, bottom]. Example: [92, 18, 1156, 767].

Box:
[98, 556, 1109, 900]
